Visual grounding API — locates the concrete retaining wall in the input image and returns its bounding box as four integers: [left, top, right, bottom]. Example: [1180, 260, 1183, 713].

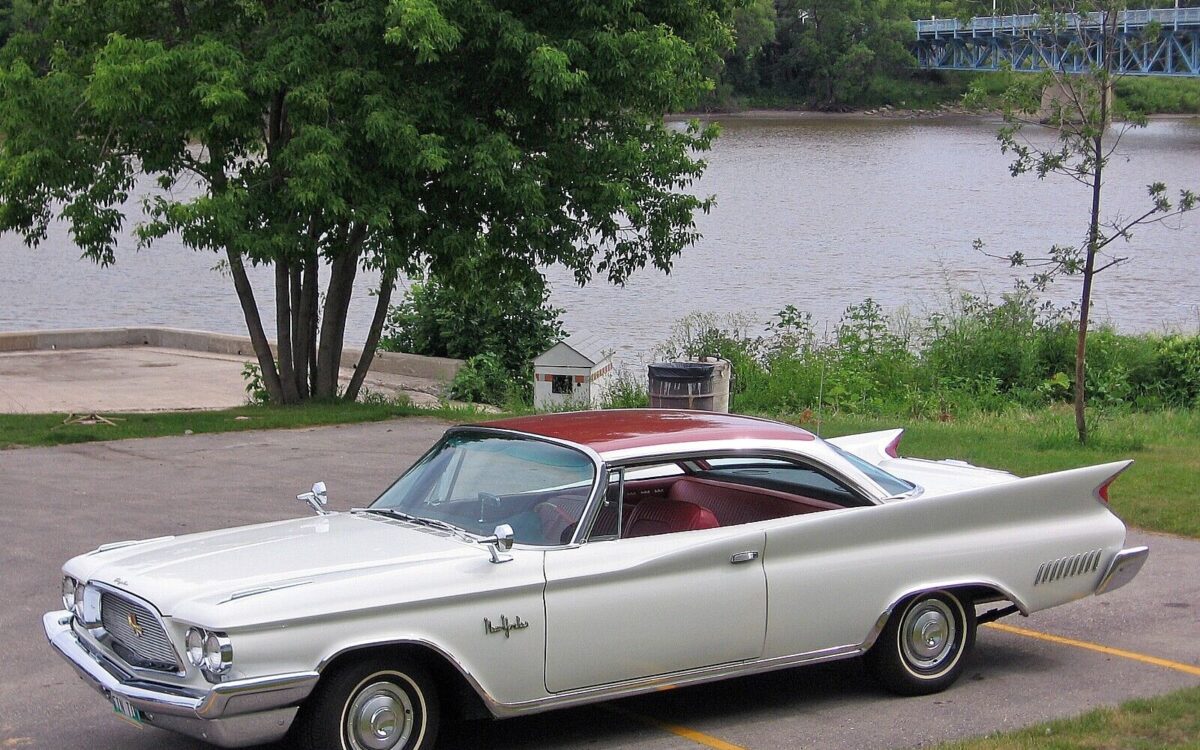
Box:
[0, 327, 463, 382]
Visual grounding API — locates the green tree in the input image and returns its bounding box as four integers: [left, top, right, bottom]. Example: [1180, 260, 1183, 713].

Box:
[0, 0, 732, 404]
[967, 1, 1196, 443]
[770, 0, 915, 108]
[718, 0, 776, 93]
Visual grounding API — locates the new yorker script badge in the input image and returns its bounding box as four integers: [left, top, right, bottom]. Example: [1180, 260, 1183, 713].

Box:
[483, 615, 529, 638]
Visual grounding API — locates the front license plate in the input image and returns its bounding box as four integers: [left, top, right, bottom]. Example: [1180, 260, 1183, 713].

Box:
[110, 694, 144, 728]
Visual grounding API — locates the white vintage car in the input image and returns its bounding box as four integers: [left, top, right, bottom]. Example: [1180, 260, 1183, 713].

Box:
[44, 410, 1148, 750]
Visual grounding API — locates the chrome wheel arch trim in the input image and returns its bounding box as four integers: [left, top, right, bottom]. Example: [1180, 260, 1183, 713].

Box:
[863, 579, 1028, 653]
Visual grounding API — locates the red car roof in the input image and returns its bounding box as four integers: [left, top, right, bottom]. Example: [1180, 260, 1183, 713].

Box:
[479, 409, 815, 455]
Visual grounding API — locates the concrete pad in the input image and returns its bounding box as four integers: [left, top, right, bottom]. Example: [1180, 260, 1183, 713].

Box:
[0, 346, 446, 413]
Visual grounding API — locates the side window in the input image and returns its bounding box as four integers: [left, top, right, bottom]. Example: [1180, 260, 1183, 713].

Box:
[584, 469, 624, 541]
[697, 457, 870, 508]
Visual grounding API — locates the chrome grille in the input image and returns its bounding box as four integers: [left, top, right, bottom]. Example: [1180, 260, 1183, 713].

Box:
[1035, 549, 1103, 585]
[100, 591, 179, 671]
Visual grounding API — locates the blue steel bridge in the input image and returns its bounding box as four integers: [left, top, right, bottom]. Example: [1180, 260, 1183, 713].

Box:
[913, 7, 1200, 76]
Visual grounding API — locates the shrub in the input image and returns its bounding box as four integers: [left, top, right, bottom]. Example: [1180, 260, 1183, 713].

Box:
[381, 266, 563, 406]
[448, 353, 519, 407]
[1149, 335, 1200, 408]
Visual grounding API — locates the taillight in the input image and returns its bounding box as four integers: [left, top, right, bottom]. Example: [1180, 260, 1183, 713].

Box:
[884, 432, 901, 459]
[1097, 477, 1116, 503]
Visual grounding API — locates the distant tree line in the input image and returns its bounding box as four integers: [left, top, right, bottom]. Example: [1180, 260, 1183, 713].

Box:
[716, 0, 1200, 109]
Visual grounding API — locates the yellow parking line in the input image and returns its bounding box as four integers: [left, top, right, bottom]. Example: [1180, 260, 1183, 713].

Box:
[604, 705, 748, 750]
[986, 622, 1200, 677]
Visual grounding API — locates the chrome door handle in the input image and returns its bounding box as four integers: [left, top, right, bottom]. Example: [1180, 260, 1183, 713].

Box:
[730, 551, 760, 564]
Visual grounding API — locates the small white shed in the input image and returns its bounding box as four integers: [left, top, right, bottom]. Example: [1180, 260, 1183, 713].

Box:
[533, 334, 613, 410]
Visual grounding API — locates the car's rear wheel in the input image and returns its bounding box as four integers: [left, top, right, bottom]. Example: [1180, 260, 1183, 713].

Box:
[293, 656, 440, 750]
[865, 590, 976, 696]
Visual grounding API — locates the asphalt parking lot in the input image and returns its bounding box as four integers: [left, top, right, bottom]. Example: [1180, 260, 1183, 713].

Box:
[2, 419, 1197, 750]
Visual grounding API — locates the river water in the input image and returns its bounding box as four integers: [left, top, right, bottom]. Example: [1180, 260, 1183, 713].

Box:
[2, 114, 1198, 364]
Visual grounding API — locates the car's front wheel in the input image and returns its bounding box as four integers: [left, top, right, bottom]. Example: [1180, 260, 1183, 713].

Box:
[865, 590, 976, 696]
[293, 656, 440, 750]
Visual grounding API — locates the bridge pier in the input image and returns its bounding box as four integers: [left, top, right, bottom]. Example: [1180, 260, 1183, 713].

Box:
[1039, 79, 1113, 124]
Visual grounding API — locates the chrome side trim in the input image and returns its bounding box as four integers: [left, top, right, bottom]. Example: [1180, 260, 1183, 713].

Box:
[89, 536, 176, 555]
[494, 644, 862, 718]
[220, 579, 314, 604]
[313, 633, 860, 720]
[1095, 546, 1149, 596]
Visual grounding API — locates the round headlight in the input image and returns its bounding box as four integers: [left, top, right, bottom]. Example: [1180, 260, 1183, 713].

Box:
[61, 577, 77, 611]
[202, 632, 232, 675]
[185, 628, 206, 667]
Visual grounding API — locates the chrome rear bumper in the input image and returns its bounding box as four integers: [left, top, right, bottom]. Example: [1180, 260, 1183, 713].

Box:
[43, 610, 319, 748]
[1095, 545, 1150, 596]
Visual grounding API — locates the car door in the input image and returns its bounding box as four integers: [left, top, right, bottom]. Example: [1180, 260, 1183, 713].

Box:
[542, 471, 766, 693]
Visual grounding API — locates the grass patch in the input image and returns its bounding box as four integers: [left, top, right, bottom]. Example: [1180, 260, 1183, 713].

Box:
[933, 684, 1200, 750]
[786, 408, 1200, 539]
[0, 401, 496, 450]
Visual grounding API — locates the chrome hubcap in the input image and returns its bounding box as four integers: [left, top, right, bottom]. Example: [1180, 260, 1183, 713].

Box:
[346, 679, 414, 750]
[900, 599, 957, 672]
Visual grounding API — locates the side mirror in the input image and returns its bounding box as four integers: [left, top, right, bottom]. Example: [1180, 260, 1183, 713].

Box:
[480, 524, 514, 564]
[298, 481, 331, 516]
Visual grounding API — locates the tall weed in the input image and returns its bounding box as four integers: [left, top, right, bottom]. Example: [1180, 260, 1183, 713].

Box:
[657, 292, 1200, 419]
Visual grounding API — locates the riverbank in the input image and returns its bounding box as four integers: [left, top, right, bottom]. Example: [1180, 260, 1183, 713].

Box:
[675, 104, 1200, 123]
[683, 72, 1200, 120]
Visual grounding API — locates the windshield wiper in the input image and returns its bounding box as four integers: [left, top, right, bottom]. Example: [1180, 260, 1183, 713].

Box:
[351, 507, 475, 540]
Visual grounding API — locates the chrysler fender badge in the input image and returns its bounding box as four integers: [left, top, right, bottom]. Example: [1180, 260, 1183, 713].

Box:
[127, 612, 144, 638]
[484, 615, 529, 638]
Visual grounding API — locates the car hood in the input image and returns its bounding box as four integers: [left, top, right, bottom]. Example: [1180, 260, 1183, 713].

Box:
[68, 513, 483, 617]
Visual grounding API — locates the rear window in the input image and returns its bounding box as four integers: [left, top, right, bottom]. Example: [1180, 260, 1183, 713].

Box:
[829, 445, 915, 497]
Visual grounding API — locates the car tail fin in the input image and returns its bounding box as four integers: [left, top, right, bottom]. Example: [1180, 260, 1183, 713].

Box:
[884, 431, 902, 459]
[826, 428, 904, 464]
[1095, 461, 1133, 504]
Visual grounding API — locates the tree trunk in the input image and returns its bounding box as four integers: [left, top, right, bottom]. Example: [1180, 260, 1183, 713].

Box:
[288, 262, 308, 398]
[307, 256, 320, 393]
[1076, 148, 1104, 444]
[314, 227, 365, 399]
[344, 266, 397, 402]
[227, 246, 285, 404]
[274, 260, 301, 404]
[1074, 14, 1117, 445]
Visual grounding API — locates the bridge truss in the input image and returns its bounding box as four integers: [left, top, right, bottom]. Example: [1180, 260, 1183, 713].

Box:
[913, 8, 1200, 77]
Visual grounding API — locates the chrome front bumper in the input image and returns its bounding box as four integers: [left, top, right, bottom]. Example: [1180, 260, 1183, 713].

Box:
[43, 611, 319, 748]
[1095, 545, 1150, 596]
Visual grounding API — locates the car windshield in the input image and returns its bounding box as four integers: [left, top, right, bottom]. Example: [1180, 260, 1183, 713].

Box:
[370, 431, 597, 546]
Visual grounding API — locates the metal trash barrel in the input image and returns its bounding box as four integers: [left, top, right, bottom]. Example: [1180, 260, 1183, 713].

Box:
[647, 359, 730, 412]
